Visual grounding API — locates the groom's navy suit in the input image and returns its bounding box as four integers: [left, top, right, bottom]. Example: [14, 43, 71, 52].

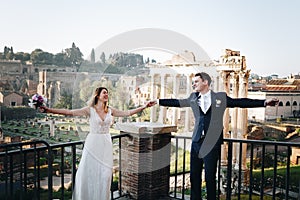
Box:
[159, 91, 265, 200]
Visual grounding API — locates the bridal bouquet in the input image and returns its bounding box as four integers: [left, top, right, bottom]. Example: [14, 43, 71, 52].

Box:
[29, 93, 47, 109]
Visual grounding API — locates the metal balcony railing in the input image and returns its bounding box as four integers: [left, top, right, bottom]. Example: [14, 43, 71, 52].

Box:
[169, 136, 300, 200]
[0, 134, 300, 200]
[0, 134, 129, 200]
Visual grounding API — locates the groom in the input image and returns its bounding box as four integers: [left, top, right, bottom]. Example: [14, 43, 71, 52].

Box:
[152, 72, 278, 200]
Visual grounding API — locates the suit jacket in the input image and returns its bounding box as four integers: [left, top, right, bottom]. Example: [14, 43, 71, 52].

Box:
[159, 91, 265, 157]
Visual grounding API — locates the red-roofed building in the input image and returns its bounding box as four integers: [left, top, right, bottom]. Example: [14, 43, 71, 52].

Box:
[248, 76, 300, 120]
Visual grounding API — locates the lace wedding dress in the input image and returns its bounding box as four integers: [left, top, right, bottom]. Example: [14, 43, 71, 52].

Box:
[72, 107, 113, 200]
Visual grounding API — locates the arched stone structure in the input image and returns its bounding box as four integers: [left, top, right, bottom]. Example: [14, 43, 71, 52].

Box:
[148, 50, 250, 171]
[148, 51, 220, 132]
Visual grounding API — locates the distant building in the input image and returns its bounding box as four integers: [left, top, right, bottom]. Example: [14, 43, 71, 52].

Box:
[148, 50, 219, 130]
[37, 71, 123, 107]
[248, 76, 300, 120]
[117, 75, 151, 107]
[0, 91, 27, 106]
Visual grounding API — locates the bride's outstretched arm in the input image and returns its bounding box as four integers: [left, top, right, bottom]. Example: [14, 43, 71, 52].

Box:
[111, 101, 155, 117]
[40, 106, 90, 117]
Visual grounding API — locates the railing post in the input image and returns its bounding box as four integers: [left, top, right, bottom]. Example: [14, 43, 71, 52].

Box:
[116, 122, 177, 200]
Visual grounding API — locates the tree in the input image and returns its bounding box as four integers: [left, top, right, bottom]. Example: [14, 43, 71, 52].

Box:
[79, 79, 93, 104]
[30, 49, 54, 65]
[3, 46, 14, 60]
[115, 82, 131, 110]
[54, 91, 73, 109]
[100, 52, 106, 63]
[104, 64, 124, 74]
[90, 48, 95, 63]
[4, 46, 9, 55]
[145, 57, 150, 64]
[65, 42, 84, 71]
[14, 52, 30, 62]
[53, 52, 67, 66]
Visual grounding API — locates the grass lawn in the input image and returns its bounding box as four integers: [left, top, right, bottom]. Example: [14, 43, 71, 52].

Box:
[253, 165, 300, 192]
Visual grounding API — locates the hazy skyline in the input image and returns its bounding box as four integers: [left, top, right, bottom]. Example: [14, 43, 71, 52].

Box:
[1, 0, 299, 77]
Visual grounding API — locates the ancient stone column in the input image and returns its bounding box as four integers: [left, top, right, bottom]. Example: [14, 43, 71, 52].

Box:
[230, 72, 239, 164]
[184, 75, 192, 132]
[171, 74, 178, 125]
[49, 120, 55, 137]
[237, 70, 250, 170]
[116, 122, 177, 200]
[150, 74, 157, 123]
[220, 71, 231, 165]
[158, 74, 167, 123]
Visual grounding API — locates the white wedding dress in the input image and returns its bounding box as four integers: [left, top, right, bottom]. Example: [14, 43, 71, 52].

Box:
[72, 107, 113, 200]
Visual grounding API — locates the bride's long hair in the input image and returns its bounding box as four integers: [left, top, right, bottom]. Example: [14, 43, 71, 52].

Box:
[89, 87, 109, 113]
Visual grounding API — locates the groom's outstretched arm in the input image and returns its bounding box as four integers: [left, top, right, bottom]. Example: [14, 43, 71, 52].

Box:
[226, 97, 279, 108]
[150, 93, 195, 108]
[159, 99, 181, 107]
[153, 98, 192, 107]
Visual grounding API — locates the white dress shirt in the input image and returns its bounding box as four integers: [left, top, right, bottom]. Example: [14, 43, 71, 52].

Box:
[198, 90, 211, 114]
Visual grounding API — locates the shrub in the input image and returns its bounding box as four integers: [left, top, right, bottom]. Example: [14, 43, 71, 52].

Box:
[1, 106, 36, 120]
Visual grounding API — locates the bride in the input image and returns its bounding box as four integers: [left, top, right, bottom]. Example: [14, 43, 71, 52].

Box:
[40, 87, 154, 200]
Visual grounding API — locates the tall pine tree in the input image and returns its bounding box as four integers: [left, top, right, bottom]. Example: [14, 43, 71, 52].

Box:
[90, 48, 95, 63]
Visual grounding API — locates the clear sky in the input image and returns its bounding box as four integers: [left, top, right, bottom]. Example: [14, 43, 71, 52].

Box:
[1, 0, 299, 77]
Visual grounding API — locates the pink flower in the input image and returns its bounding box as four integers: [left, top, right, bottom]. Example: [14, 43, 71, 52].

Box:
[31, 93, 46, 109]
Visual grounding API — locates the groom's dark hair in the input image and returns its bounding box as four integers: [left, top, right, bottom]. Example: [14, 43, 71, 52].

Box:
[195, 72, 212, 85]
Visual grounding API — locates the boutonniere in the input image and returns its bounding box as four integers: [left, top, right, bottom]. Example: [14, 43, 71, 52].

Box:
[216, 99, 222, 107]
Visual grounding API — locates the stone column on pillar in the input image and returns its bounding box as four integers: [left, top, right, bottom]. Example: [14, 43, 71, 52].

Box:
[220, 71, 231, 165]
[116, 122, 177, 200]
[150, 74, 157, 122]
[49, 120, 55, 137]
[237, 70, 250, 170]
[158, 74, 167, 123]
[171, 74, 178, 125]
[184, 75, 192, 132]
[230, 72, 239, 165]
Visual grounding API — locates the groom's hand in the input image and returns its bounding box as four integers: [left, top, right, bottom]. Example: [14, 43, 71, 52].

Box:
[265, 98, 279, 106]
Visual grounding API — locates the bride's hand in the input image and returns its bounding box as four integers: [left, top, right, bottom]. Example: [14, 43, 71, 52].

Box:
[145, 100, 157, 108]
[39, 106, 48, 113]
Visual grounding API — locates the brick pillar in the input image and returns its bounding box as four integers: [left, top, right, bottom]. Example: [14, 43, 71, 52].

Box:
[116, 122, 177, 200]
